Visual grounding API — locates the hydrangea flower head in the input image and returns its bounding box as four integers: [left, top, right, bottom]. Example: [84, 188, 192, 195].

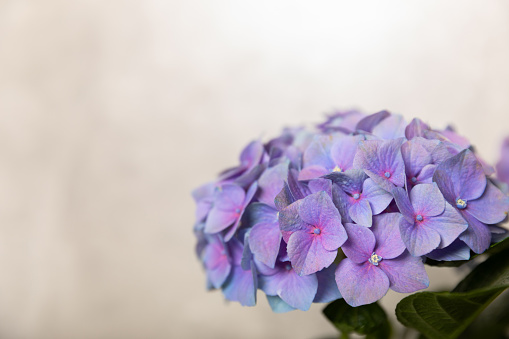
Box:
[193, 109, 509, 311]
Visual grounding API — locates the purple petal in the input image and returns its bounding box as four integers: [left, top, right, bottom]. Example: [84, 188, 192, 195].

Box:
[379, 251, 429, 293]
[459, 210, 492, 254]
[288, 168, 311, 199]
[410, 183, 445, 217]
[392, 187, 415, 222]
[377, 138, 406, 188]
[353, 140, 382, 173]
[308, 178, 333, 200]
[266, 295, 296, 313]
[192, 182, 216, 221]
[490, 225, 509, 243]
[314, 264, 342, 303]
[274, 182, 296, 211]
[496, 137, 509, 184]
[342, 223, 375, 263]
[298, 191, 341, 232]
[441, 128, 470, 148]
[405, 118, 430, 139]
[399, 218, 441, 256]
[402, 139, 433, 178]
[299, 191, 347, 250]
[278, 268, 318, 311]
[362, 178, 393, 215]
[354, 139, 406, 192]
[287, 231, 338, 276]
[224, 183, 257, 240]
[240, 140, 264, 169]
[415, 164, 436, 184]
[423, 203, 468, 249]
[372, 114, 407, 140]
[222, 264, 257, 306]
[243, 203, 278, 227]
[212, 184, 245, 210]
[335, 259, 390, 307]
[241, 232, 253, 270]
[258, 162, 289, 207]
[349, 199, 373, 227]
[249, 221, 283, 269]
[431, 141, 459, 165]
[279, 200, 306, 243]
[325, 169, 367, 195]
[356, 110, 391, 133]
[331, 184, 353, 223]
[330, 135, 363, 171]
[203, 237, 231, 289]
[228, 237, 244, 266]
[434, 149, 487, 202]
[298, 165, 329, 180]
[426, 239, 471, 261]
[467, 181, 509, 224]
[243, 181, 258, 207]
[372, 213, 406, 259]
[302, 138, 335, 172]
[204, 208, 238, 234]
[234, 164, 265, 188]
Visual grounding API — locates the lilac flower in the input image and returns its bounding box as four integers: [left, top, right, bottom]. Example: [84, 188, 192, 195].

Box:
[201, 235, 231, 289]
[221, 238, 257, 306]
[326, 170, 393, 227]
[299, 135, 363, 180]
[353, 138, 406, 192]
[204, 182, 258, 241]
[433, 149, 509, 253]
[218, 140, 265, 181]
[393, 184, 468, 256]
[279, 191, 347, 275]
[335, 214, 429, 306]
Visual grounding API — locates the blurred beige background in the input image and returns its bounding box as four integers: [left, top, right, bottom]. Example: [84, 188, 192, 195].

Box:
[0, 1, 508, 338]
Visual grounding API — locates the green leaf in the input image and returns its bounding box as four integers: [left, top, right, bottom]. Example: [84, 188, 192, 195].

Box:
[396, 244, 509, 339]
[323, 299, 391, 339]
[459, 289, 509, 339]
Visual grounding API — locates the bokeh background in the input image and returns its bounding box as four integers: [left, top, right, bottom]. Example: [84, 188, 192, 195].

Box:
[0, 1, 508, 338]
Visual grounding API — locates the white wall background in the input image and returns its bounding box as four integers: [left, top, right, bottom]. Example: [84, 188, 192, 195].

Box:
[0, 1, 508, 338]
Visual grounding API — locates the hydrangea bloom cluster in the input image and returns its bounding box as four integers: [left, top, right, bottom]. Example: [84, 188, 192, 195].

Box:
[193, 111, 509, 309]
